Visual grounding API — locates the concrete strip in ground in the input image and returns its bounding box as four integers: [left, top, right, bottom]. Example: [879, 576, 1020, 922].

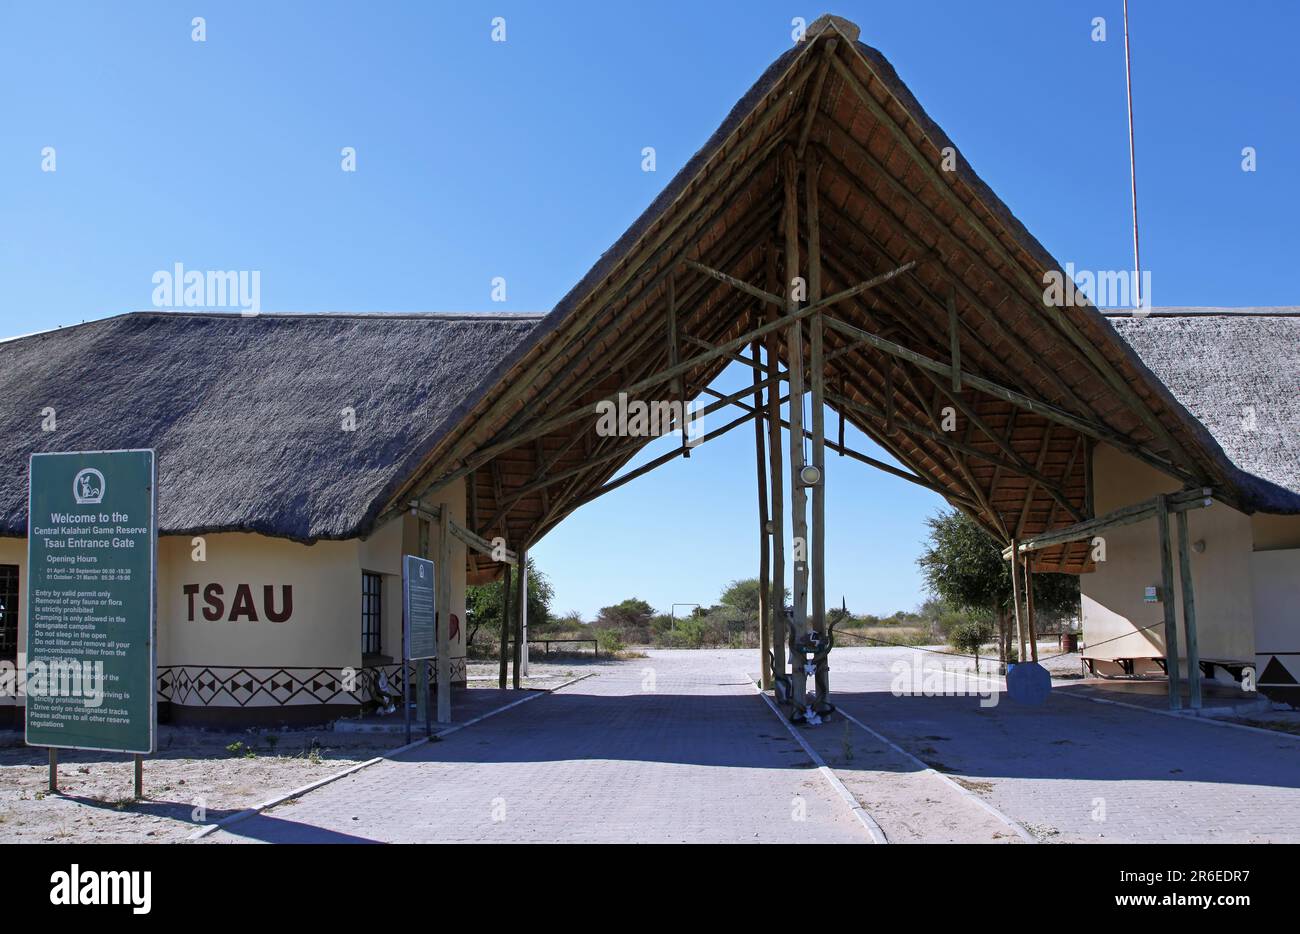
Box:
[747, 677, 887, 843]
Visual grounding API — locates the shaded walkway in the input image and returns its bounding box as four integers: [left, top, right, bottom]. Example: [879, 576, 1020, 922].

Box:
[206, 656, 867, 844]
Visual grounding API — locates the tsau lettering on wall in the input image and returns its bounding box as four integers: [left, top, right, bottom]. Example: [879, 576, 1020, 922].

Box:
[182, 584, 293, 622]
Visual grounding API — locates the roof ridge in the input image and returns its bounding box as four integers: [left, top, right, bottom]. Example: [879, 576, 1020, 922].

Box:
[1104, 307, 1300, 318]
[0, 309, 549, 344]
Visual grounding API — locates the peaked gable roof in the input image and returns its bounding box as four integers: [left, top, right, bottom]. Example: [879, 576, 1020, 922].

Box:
[380, 15, 1300, 580]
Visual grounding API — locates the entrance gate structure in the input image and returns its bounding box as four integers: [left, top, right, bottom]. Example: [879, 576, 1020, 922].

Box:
[375, 16, 1264, 718]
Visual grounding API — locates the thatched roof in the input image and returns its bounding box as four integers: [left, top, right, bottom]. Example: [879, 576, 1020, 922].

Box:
[1108, 311, 1300, 512]
[377, 14, 1300, 578]
[0, 311, 542, 541]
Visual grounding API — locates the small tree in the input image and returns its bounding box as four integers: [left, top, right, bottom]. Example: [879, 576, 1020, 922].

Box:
[948, 617, 995, 673]
[917, 508, 1079, 664]
[594, 598, 655, 643]
[464, 557, 554, 644]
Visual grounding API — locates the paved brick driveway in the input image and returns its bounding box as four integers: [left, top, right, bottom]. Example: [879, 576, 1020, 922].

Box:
[821, 647, 1300, 843]
[205, 654, 867, 844]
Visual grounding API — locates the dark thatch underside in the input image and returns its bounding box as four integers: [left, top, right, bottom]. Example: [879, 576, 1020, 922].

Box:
[382, 16, 1299, 581]
[0, 311, 542, 541]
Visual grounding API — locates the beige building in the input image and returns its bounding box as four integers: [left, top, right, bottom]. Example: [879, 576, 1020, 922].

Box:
[1076, 312, 1300, 705]
[1, 311, 541, 726]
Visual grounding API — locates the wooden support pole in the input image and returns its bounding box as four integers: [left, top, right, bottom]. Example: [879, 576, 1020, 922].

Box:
[1023, 554, 1038, 663]
[765, 270, 788, 686]
[134, 754, 143, 800]
[513, 547, 528, 690]
[783, 147, 810, 715]
[751, 332, 773, 689]
[48, 748, 57, 793]
[497, 561, 512, 689]
[1009, 537, 1025, 663]
[436, 503, 452, 724]
[1176, 509, 1202, 709]
[808, 158, 826, 646]
[1156, 494, 1183, 710]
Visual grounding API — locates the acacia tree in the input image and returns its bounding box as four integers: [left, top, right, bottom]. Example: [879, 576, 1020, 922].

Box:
[916, 509, 1079, 664]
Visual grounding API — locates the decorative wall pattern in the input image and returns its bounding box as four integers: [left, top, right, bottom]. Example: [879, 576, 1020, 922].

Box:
[157, 657, 468, 708]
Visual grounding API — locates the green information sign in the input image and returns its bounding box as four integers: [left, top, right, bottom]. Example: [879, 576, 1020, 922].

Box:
[26, 450, 157, 754]
[403, 554, 436, 662]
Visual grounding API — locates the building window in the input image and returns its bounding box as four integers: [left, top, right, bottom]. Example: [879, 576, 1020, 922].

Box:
[362, 571, 383, 656]
[0, 565, 17, 664]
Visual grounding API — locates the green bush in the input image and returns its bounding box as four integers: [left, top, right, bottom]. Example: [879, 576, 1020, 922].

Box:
[948, 619, 994, 657]
[595, 630, 625, 654]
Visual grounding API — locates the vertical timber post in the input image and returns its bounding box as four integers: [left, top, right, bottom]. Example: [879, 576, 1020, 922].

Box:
[1009, 538, 1025, 663]
[497, 561, 512, 690]
[436, 503, 453, 724]
[782, 146, 810, 715]
[513, 547, 528, 690]
[766, 256, 787, 686]
[806, 155, 829, 710]
[1023, 553, 1038, 663]
[1156, 494, 1182, 710]
[49, 748, 57, 794]
[1177, 509, 1202, 709]
[134, 754, 143, 799]
[751, 328, 773, 688]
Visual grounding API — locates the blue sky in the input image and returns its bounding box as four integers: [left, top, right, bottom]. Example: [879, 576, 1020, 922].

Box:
[2, 1, 1296, 618]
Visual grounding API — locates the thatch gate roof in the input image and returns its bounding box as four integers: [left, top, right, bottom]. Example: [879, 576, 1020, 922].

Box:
[3, 17, 1296, 585]
[381, 15, 1300, 578]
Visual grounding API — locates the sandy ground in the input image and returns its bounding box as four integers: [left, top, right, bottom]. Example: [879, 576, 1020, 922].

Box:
[0, 725, 403, 843]
[0, 663, 615, 844]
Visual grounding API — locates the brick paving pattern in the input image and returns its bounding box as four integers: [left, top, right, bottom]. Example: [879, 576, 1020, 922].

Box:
[206, 653, 867, 843]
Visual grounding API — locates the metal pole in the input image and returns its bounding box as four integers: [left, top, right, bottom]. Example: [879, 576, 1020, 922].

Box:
[403, 623, 411, 746]
[1122, 0, 1143, 309]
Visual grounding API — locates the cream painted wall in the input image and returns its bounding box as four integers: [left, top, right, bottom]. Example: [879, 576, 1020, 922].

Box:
[1081, 445, 1256, 670]
[1251, 513, 1300, 552]
[2, 473, 472, 713]
[1251, 549, 1300, 660]
[166, 532, 361, 669]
